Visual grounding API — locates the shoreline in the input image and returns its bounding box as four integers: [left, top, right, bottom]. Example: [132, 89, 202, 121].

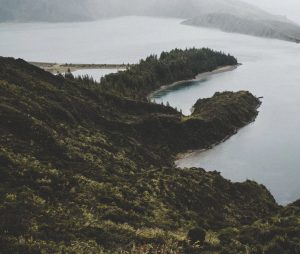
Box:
[175, 101, 262, 165]
[30, 61, 130, 74]
[145, 62, 260, 167]
[147, 64, 239, 101]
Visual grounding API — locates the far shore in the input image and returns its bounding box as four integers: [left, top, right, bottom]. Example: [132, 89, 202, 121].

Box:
[30, 61, 130, 74]
[147, 64, 239, 101]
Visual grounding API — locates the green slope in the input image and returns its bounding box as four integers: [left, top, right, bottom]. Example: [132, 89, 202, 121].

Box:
[0, 49, 298, 253]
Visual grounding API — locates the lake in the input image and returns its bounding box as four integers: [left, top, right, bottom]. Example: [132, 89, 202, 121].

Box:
[72, 69, 123, 82]
[0, 16, 299, 204]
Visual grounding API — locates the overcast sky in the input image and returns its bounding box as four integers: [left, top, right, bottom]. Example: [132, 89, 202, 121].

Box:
[242, 0, 300, 24]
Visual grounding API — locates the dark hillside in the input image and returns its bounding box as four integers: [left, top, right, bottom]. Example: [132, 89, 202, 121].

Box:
[0, 52, 296, 253]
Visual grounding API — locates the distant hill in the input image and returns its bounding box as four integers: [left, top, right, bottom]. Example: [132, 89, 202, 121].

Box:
[1, 0, 300, 42]
[183, 13, 300, 43]
[0, 7, 13, 22]
[0, 0, 95, 22]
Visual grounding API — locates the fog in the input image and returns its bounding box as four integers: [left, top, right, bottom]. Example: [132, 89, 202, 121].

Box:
[0, 0, 97, 22]
[242, 0, 300, 24]
[1, 0, 300, 42]
[0, 0, 294, 22]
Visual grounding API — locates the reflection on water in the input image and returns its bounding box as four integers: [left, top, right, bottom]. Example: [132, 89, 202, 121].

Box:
[151, 79, 208, 101]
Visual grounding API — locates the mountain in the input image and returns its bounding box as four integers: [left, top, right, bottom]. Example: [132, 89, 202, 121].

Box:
[0, 0, 280, 21]
[2, 49, 299, 253]
[0, 0, 95, 22]
[183, 13, 300, 43]
[1, 0, 300, 43]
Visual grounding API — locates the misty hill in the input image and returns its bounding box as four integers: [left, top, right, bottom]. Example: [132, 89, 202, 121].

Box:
[1, 0, 300, 43]
[96, 0, 300, 43]
[183, 13, 300, 43]
[0, 0, 95, 22]
[0, 0, 278, 22]
[2, 50, 300, 252]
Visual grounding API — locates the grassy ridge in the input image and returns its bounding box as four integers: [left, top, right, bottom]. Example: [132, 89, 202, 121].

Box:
[0, 49, 298, 253]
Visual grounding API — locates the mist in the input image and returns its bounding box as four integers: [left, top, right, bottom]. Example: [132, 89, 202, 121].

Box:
[241, 0, 300, 24]
[1, 0, 300, 42]
[0, 0, 287, 21]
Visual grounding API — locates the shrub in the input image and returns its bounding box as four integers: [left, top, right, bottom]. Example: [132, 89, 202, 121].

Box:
[187, 227, 206, 245]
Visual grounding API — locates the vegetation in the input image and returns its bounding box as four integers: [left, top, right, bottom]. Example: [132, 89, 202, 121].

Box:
[187, 227, 206, 244]
[0, 49, 299, 253]
[99, 48, 237, 100]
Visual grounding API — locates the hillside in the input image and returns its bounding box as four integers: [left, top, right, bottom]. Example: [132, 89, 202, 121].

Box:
[0, 0, 94, 22]
[0, 50, 299, 253]
[183, 13, 300, 43]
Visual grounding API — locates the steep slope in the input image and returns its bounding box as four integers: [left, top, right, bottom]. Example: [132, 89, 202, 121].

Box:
[0, 50, 282, 252]
[198, 200, 300, 253]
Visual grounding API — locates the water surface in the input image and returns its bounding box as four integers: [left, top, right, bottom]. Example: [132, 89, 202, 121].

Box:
[72, 69, 123, 82]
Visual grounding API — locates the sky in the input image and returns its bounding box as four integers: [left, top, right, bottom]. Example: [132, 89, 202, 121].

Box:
[242, 0, 300, 24]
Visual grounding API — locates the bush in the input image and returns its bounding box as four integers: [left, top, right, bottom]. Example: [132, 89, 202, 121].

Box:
[187, 227, 206, 245]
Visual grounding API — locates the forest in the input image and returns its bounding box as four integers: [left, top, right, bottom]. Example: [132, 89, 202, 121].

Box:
[0, 50, 299, 253]
[98, 48, 237, 100]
